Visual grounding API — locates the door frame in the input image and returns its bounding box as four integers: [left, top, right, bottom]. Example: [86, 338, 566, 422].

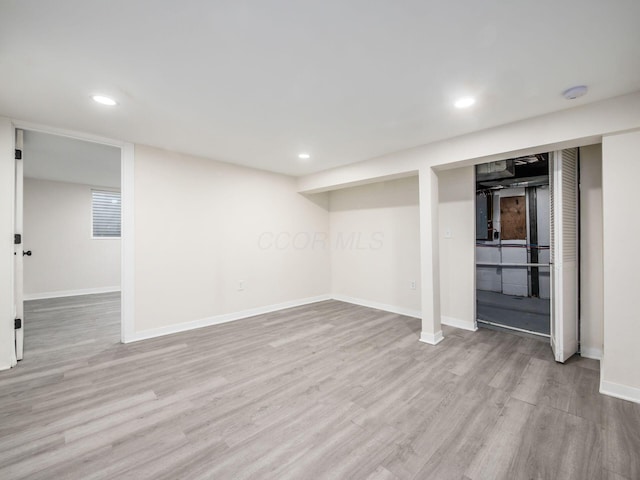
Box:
[473, 154, 554, 338]
[11, 119, 135, 350]
[473, 150, 581, 359]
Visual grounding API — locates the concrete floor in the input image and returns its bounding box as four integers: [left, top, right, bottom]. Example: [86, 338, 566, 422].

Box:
[477, 290, 550, 335]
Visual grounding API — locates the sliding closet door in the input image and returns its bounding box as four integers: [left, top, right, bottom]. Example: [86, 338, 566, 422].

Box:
[550, 148, 579, 363]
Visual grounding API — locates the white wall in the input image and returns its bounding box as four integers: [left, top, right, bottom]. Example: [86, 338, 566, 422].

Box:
[579, 145, 603, 359]
[438, 167, 476, 330]
[328, 169, 475, 332]
[133, 145, 331, 335]
[329, 176, 421, 315]
[601, 131, 640, 400]
[23, 178, 121, 299]
[0, 117, 15, 370]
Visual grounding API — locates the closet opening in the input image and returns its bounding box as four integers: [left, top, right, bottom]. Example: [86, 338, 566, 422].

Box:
[475, 154, 551, 337]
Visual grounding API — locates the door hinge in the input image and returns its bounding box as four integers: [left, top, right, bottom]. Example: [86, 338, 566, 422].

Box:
[15, 318, 22, 329]
[15, 149, 22, 160]
[14, 234, 21, 245]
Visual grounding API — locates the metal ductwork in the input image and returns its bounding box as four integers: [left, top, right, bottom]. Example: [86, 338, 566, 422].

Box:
[476, 160, 515, 181]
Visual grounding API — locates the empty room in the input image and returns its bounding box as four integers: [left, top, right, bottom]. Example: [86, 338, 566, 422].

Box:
[0, 1, 639, 479]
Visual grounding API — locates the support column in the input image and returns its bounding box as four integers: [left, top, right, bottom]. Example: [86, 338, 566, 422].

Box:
[419, 167, 443, 345]
[601, 131, 640, 402]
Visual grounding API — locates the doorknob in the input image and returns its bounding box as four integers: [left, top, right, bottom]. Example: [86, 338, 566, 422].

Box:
[22, 250, 32, 256]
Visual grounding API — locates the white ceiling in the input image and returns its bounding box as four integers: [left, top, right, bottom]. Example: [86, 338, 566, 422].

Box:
[23, 131, 121, 188]
[1, 0, 639, 176]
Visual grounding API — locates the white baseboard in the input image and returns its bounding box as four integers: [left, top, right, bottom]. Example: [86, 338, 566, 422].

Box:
[125, 294, 332, 343]
[600, 379, 640, 404]
[580, 347, 603, 361]
[124, 293, 472, 347]
[331, 295, 478, 334]
[24, 286, 121, 301]
[441, 315, 478, 332]
[419, 330, 444, 345]
[331, 294, 421, 319]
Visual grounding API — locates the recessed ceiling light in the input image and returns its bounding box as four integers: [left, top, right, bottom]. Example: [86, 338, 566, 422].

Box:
[92, 95, 118, 106]
[562, 85, 588, 100]
[298, 153, 311, 160]
[454, 97, 476, 109]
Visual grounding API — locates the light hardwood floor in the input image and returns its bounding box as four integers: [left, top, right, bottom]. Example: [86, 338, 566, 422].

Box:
[0, 293, 639, 479]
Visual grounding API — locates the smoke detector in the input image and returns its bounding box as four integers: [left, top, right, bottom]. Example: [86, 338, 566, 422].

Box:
[562, 85, 588, 100]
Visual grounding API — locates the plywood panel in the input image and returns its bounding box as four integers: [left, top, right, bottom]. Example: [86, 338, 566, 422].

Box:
[500, 196, 526, 240]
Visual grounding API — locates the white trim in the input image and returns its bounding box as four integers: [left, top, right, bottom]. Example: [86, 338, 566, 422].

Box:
[24, 286, 120, 301]
[419, 330, 444, 345]
[331, 294, 421, 319]
[331, 295, 478, 333]
[441, 315, 477, 332]
[477, 319, 551, 338]
[126, 294, 332, 343]
[580, 347, 603, 361]
[6, 121, 17, 368]
[14, 129, 24, 361]
[10, 119, 135, 347]
[121, 143, 135, 343]
[11, 119, 125, 148]
[600, 379, 640, 404]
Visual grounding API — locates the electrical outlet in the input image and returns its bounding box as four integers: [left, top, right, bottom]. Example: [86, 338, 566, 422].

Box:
[238, 280, 245, 291]
[410, 280, 416, 290]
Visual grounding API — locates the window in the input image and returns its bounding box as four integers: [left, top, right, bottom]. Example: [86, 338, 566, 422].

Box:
[92, 190, 121, 238]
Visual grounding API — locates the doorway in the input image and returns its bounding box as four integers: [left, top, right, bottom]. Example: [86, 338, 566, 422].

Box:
[13, 127, 127, 361]
[475, 154, 551, 336]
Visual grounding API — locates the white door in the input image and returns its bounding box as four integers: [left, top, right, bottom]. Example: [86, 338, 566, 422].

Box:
[550, 148, 579, 363]
[14, 129, 24, 360]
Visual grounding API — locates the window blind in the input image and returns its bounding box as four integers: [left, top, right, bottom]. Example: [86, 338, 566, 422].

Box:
[92, 190, 121, 238]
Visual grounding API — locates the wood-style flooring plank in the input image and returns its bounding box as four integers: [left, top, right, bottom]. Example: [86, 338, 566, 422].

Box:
[0, 293, 638, 479]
